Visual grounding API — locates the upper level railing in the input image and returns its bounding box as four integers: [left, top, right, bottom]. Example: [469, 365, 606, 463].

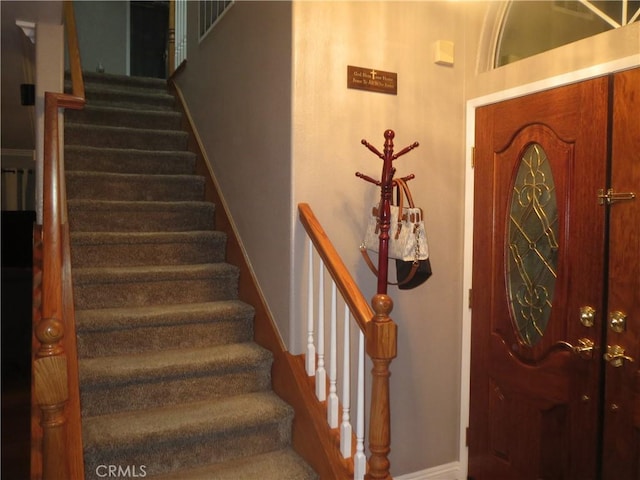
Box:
[298, 203, 397, 480]
[168, 0, 188, 75]
[31, 2, 85, 479]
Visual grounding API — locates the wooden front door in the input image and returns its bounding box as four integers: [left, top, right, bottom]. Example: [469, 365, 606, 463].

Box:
[468, 68, 639, 480]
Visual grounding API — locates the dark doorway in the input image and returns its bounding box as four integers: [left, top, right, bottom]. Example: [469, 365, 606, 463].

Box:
[130, 1, 169, 79]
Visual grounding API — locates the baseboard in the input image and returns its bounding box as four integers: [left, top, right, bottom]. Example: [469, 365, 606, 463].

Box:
[395, 461, 465, 480]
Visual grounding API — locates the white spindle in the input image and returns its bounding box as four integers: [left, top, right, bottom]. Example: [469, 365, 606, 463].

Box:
[306, 240, 316, 376]
[354, 330, 366, 480]
[315, 260, 326, 401]
[179, 0, 187, 64]
[327, 282, 339, 428]
[174, 0, 187, 68]
[340, 303, 352, 458]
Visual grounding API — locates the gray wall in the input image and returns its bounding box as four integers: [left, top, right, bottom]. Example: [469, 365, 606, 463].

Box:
[174, 1, 293, 345]
[74, 1, 128, 75]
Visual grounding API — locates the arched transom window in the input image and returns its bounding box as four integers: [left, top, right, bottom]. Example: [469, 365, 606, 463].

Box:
[496, 0, 640, 67]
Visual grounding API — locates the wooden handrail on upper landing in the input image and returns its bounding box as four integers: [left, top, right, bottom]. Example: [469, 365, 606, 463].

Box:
[31, 2, 85, 479]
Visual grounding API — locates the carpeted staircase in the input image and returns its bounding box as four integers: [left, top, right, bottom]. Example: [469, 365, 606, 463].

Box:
[64, 72, 317, 480]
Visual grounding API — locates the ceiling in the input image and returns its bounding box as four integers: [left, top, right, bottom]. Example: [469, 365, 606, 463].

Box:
[1, 1, 62, 161]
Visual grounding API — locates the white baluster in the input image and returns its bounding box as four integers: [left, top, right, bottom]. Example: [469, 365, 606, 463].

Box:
[180, 0, 187, 63]
[340, 304, 352, 458]
[327, 282, 339, 428]
[306, 240, 316, 376]
[175, 1, 181, 66]
[315, 260, 326, 401]
[354, 330, 366, 480]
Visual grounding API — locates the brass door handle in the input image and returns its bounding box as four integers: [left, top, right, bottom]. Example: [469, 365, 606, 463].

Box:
[603, 345, 635, 367]
[556, 338, 595, 359]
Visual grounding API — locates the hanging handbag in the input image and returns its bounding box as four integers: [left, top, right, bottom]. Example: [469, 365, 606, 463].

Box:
[360, 178, 432, 288]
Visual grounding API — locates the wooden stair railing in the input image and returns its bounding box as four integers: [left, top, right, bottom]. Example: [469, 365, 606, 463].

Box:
[31, 2, 85, 479]
[298, 203, 397, 480]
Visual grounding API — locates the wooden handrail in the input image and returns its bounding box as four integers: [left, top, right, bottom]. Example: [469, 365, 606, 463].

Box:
[298, 203, 396, 480]
[63, 1, 84, 101]
[298, 203, 373, 333]
[32, 2, 85, 479]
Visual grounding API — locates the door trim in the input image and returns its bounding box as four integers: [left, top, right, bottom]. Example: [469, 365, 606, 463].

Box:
[459, 54, 640, 476]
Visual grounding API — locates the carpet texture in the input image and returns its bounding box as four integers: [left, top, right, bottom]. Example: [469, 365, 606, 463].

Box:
[65, 71, 316, 480]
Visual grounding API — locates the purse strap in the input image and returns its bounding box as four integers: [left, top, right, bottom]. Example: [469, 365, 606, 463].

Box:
[394, 178, 415, 208]
[359, 245, 420, 287]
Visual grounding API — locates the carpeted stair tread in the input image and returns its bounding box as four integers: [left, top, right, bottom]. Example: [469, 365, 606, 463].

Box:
[65, 145, 196, 175]
[76, 300, 254, 332]
[80, 342, 272, 386]
[71, 231, 224, 247]
[72, 264, 239, 310]
[149, 448, 318, 480]
[83, 392, 292, 449]
[82, 393, 294, 478]
[66, 123, 188, 151]
[78, 343, 274, 416]
[80, 84, 176, 111]
[65, 104, 183, 130]
[73, 263, 238, 285]
[66, 171, 205, 202]
[67, 199, 215, 232]
[68, 71, 169, 92]
[75, 301, 255, 358]
[70, 230, 227, 267]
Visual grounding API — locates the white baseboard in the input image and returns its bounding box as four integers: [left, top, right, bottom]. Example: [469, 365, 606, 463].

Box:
[394, 461, 465, 480]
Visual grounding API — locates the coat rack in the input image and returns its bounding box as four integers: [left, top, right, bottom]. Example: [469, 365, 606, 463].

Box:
[356, 129, 419, 294]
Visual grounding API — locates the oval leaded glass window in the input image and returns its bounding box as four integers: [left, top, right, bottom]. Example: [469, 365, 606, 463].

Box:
[507, 143, 559, 346]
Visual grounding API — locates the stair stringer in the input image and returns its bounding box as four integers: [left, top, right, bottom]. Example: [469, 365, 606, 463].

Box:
[169, 80, 354, 480]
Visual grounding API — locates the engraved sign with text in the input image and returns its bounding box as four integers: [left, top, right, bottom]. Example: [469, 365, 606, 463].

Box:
[347, 66, 397, 95]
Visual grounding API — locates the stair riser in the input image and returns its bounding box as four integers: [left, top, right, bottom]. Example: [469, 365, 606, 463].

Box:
[81, 367, 272, 416]
[66, 73, 168, 93]
[65, 147, 196, 175]
[83, 418, 293, 480]
[77, 318, 253, 358]
[83, 89, 175, 111]
[66, 174, 205, 202]
[66, 108, 182, 130]
[68, 205, 215, 233]
[70, 239, 226, 268]
[74, 277, 238, 310]
[66, 125, 188, 152]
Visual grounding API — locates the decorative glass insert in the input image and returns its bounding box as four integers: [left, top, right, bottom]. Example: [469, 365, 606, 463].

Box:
[507, 143, 559, 346]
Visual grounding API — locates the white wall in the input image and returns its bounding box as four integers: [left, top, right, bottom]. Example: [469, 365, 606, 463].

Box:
[291, 2, 475, 474]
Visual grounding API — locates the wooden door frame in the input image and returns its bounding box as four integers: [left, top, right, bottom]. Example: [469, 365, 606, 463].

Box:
[459, 55, 640, 477]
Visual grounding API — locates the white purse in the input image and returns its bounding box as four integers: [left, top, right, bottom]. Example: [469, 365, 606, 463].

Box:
[362, 178, 429, 262]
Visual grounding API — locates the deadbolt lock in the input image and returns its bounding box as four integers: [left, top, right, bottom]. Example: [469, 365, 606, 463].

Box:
[603, 345, 634, 368]
[580, 306, 596, 328]
[609, 311, 627, 333]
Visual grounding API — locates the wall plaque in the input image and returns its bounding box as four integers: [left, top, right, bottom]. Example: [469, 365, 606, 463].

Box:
[347, 66, 397, 95]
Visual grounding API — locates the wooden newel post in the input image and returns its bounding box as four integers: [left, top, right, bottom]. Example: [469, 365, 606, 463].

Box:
[34, 317, 70, 480]
[366, 294, 397, 480]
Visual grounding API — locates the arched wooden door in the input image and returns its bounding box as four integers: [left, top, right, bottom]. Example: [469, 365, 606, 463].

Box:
[468, 68, 639, 480]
